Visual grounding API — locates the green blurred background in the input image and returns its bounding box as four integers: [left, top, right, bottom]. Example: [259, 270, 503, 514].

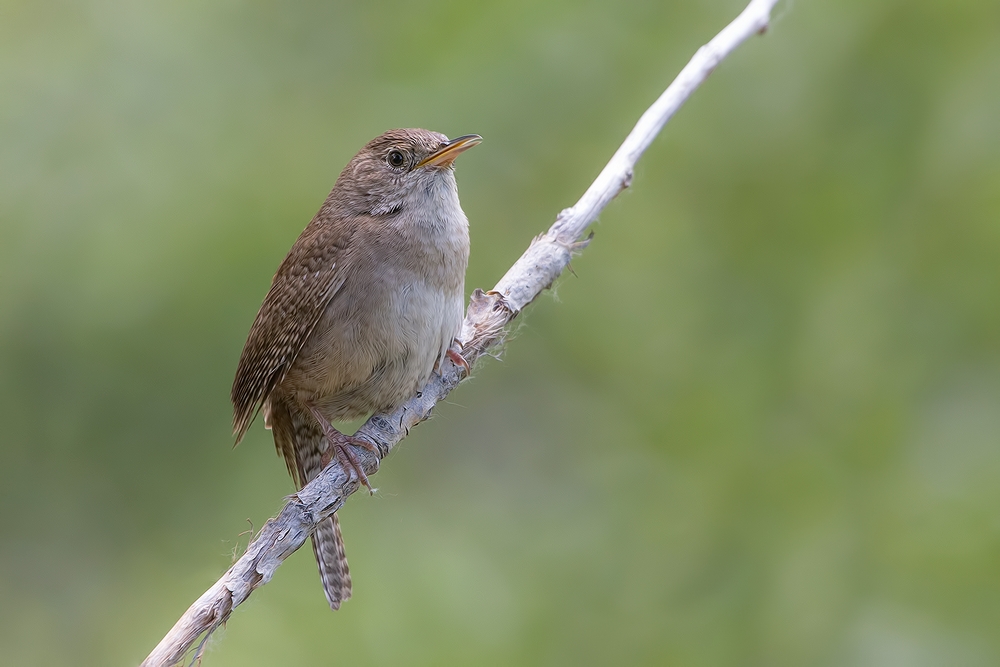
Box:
[2, 0, 999, 665]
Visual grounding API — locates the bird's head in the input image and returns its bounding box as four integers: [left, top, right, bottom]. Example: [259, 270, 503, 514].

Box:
[331, 128, 481, 218]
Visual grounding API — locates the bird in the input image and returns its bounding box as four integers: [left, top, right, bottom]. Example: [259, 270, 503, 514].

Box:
[231, 128, 480, 610]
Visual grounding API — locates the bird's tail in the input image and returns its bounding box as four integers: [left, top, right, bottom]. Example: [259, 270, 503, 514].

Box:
[265, 395, 352, 610]
[311, 512, 352, 609]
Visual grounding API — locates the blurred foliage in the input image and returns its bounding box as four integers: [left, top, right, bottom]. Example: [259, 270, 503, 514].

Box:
[2, 0, 1000, 665]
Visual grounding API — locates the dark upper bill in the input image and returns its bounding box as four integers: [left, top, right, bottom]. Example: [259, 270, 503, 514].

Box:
[416, 134, 482, 168]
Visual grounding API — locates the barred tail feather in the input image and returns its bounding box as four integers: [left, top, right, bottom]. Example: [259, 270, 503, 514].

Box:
[265, 393, 353, 609]
[312, 514, 352, 610]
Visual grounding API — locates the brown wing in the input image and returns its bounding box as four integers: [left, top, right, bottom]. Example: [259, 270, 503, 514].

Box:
[231, 220, 352, 443]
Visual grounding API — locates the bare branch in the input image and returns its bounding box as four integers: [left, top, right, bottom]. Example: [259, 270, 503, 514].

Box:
[140, 1, 779, 665]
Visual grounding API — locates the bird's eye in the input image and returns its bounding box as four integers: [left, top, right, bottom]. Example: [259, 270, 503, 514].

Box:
[387, 150, 406, 168]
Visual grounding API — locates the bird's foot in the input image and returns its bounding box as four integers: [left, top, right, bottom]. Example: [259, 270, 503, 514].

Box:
[309, 407, 380, 495]
[446, 340, 471, 375]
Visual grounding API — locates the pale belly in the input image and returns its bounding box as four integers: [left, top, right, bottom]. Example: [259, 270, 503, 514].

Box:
[282, 276, 464, 421]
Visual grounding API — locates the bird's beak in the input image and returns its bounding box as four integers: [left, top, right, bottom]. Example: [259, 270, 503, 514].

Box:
[416, 134, 482, 168]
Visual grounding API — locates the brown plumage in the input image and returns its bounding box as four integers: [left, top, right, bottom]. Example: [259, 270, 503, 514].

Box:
[232, 129, 479, 609]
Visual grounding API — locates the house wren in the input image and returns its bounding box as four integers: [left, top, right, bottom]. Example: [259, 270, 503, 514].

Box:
[231, 129, 480, 609]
